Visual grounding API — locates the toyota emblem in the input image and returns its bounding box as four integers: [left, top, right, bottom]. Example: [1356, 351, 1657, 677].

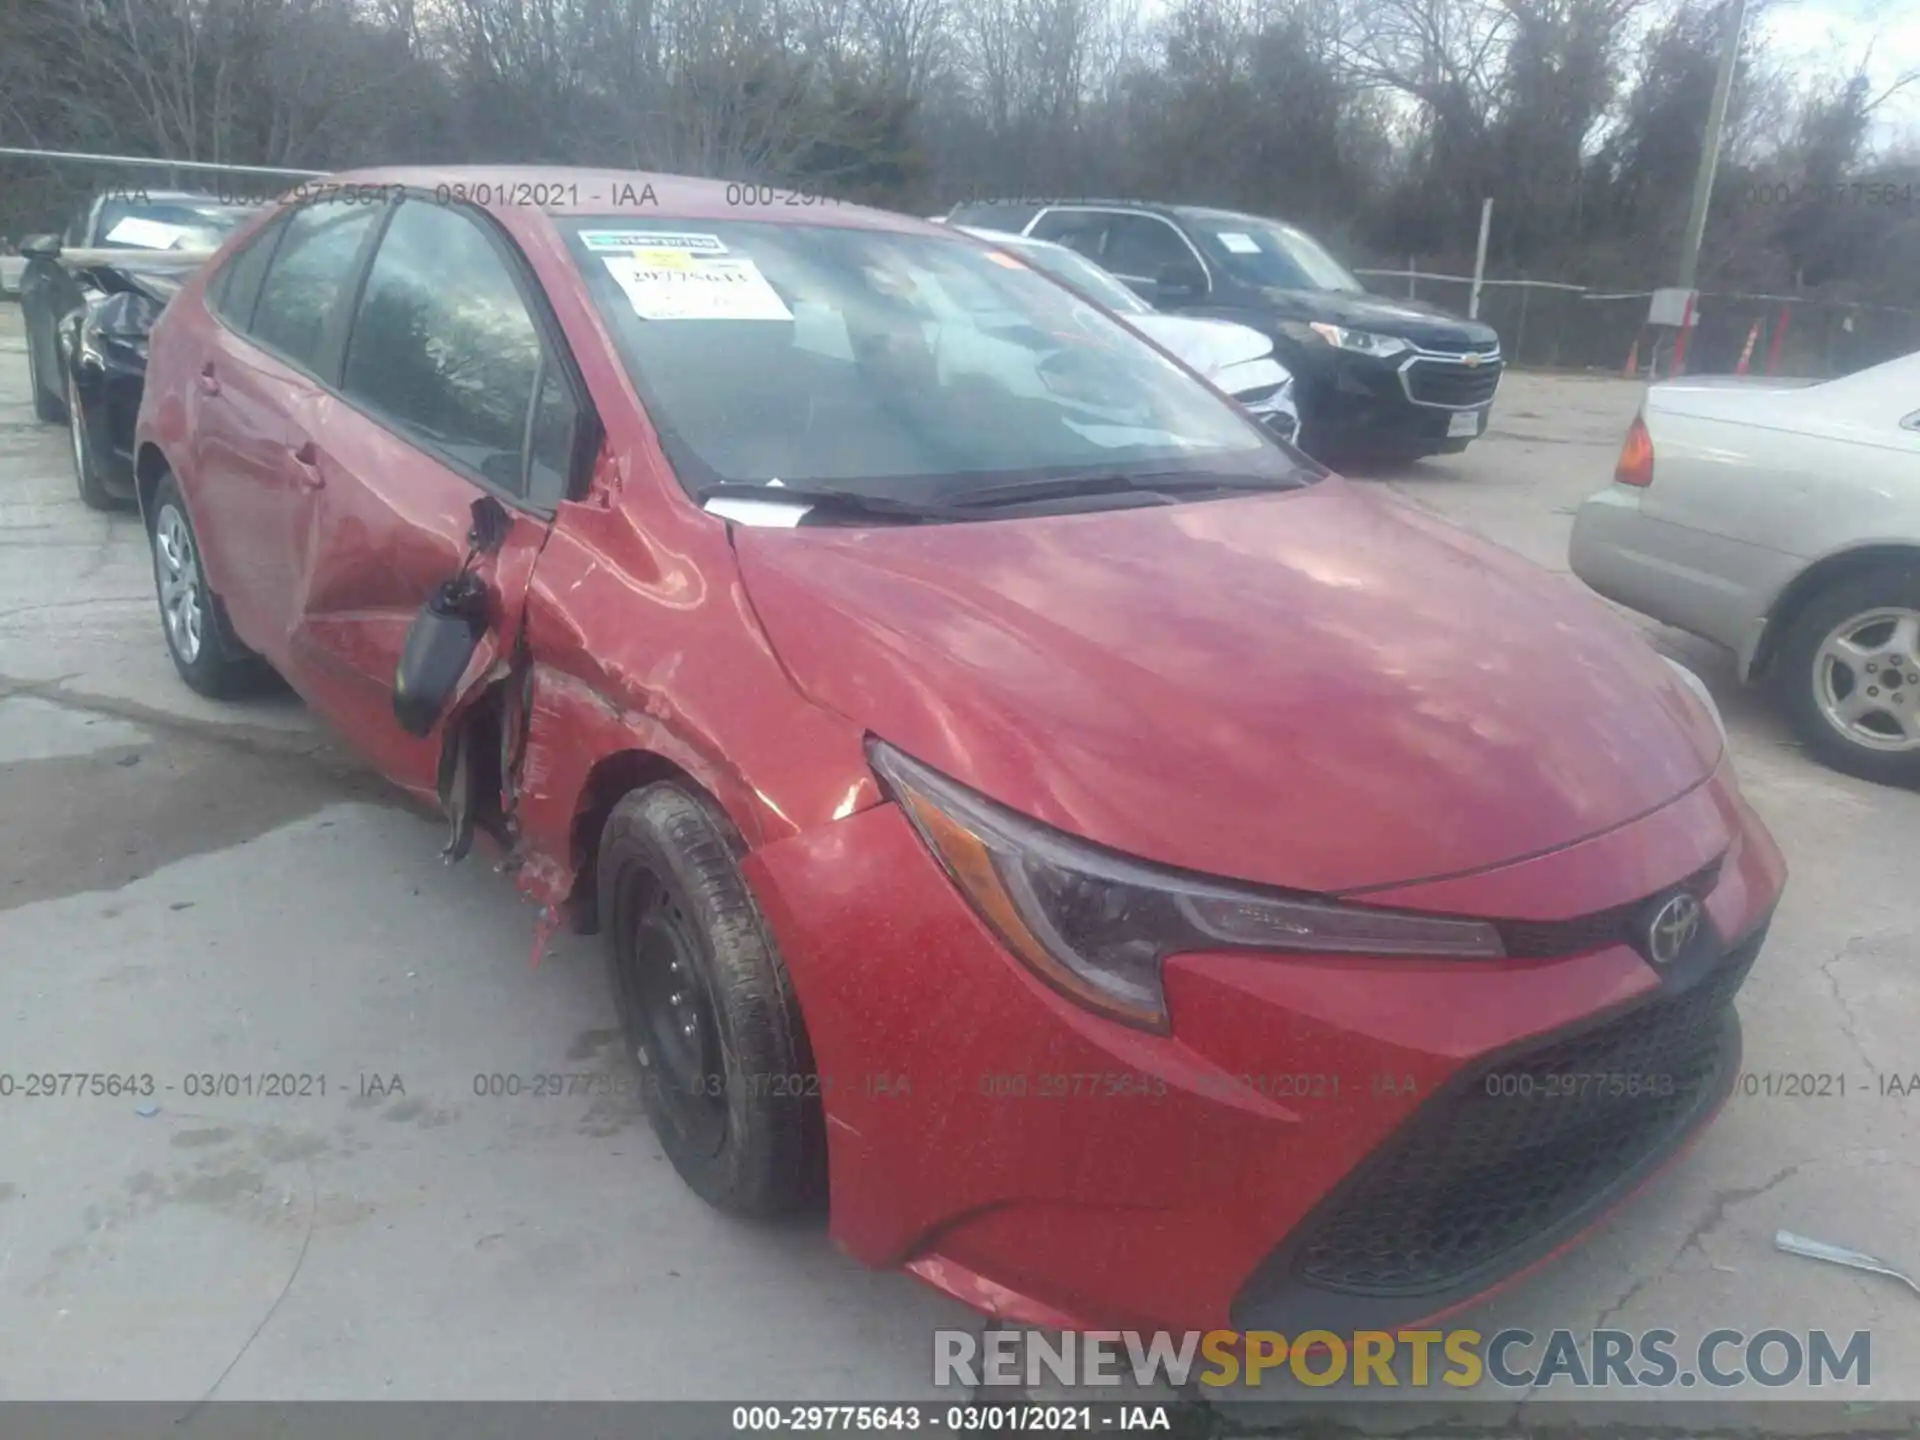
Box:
[1645, 893, 1703, 967]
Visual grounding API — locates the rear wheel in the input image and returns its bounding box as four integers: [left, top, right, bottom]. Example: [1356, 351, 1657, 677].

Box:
[598, 783, 824, 1216]
[1775, 566, 1920, 786]
[148, 473, 267, 698]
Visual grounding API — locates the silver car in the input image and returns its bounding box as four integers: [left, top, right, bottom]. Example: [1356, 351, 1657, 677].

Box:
[956, 226, 1301, 444]
[1570, 350, 1920, 785]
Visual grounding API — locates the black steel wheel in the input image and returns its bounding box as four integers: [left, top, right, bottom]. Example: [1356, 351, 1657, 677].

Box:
[597, 782, 824, 1215]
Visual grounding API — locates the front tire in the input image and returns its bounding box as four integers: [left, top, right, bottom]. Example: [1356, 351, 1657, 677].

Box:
[598, 783, 824, 1217]
[1775, 566, 1920, 786]
[148, 473, 265, 699]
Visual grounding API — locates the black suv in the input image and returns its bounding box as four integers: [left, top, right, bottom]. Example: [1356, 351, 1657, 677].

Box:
[944, 200, 1503, 461]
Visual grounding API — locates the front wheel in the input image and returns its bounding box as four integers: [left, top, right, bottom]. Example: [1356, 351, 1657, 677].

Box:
[598, 783, 825, 1216]
[1775, 567, 1920, 786]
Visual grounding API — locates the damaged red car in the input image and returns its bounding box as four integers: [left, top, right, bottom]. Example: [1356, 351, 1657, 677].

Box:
[134, 168, 1787, 1336]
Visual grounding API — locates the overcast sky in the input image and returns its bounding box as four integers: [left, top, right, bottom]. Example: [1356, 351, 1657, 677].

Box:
[1760, 0, 1920, 149]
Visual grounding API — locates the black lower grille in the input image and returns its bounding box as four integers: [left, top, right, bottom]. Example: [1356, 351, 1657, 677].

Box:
[1404, 357, 1502, 408]
[1288, 932, 1759, 1297]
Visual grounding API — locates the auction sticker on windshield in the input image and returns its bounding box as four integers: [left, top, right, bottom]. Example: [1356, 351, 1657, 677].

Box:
[579, 229, 727, 254]
[1216, 232, 1261, 254]
[602, 251, 794, 322]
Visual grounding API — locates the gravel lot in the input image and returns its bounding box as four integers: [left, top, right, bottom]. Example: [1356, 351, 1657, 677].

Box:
[2, 304, 1916, 1428]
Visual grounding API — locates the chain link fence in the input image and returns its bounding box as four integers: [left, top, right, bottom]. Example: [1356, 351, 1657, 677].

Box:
[1355, 266, 1920, 378]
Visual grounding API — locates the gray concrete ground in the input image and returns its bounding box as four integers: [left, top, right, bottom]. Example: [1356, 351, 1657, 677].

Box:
[2, 306, 1917, 1426]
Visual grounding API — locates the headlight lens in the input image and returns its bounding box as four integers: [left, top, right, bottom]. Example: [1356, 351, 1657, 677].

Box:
[870, 741, 1505, 1031]
[1304, 323, 1412, 358]
[1659, 655, 1728, 749]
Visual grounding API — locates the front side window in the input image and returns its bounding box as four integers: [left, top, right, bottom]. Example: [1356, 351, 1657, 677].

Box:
[562, 219, 1293, 504]
[1183, 215, 1366, 294]
[250, 200, 384, 371]
[341, 200, 545, 494]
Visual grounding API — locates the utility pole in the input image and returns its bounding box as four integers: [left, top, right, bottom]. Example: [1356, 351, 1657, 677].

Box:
[1675, 0, 1749, 291]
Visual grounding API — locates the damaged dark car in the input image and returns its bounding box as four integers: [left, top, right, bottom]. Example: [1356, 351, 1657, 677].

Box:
[17, 191, 257, 508]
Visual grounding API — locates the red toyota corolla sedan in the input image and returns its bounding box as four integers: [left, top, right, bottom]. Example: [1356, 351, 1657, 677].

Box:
[134, 168, 1786, 1337]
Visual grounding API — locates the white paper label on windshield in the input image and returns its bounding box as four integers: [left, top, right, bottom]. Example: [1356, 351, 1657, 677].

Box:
[579, 230, 726, 255]
[104, 216, 196, 249]
[1216, 232, 1261, 255]
[602, 251, 793, 321]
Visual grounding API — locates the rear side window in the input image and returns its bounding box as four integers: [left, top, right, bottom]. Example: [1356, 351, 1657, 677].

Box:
[1027, 210, 1111, 259]
[250, 200, 383, 372]
[340, 199, 545, 495]
[210, 215, 286, 331]
[1102, 215, 1194, 278]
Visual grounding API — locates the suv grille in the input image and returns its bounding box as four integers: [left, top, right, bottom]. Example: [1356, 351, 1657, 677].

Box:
[1287, 929, 1758, 1297]
[1404, 355, 1503, 409]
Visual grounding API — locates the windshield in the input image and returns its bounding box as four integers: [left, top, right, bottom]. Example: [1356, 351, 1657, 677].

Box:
[1000, 238, 1154, 317]
[1183, 216, 1366, 294]
[563, 219, 1295, 503]
[96, 198, 255, 251]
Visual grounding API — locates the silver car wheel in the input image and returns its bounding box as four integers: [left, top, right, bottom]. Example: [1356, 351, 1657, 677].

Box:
[153, 503, 205, 665]
[1815, 606, 1920, 752]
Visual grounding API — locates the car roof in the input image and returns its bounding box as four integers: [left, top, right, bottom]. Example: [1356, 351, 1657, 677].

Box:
[1171, 204, 1303, 231]
[99, 190, 240, 204]
[326, 166, 945, 236]
[956, 225, 1058, 251]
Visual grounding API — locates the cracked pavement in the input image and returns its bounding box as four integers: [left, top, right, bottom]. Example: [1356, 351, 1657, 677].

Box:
[2, 310, 1917, 1427]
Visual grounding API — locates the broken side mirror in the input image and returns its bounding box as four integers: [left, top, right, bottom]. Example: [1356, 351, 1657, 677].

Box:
[391, 497, 512, 738]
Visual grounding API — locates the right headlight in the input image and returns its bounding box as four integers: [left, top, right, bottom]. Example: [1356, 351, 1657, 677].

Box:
[869, 740, 1505, 1031]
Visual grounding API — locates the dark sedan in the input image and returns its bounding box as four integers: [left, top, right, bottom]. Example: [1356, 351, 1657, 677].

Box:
[17, 191, 257, 507]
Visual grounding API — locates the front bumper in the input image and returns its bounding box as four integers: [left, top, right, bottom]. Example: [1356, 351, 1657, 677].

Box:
[743, 759, 1785, 1334]
[1297, 345, 1504, 458]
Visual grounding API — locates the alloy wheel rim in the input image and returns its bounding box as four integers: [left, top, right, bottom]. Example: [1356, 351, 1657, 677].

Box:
[613, 872, 729, 1157]
[1814, 606, 1920, 753]
[153, 504, 204, 664]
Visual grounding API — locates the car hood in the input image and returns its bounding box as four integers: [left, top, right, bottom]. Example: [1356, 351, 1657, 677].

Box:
[733, 478, 1723, 895]
[1128, 314, 1283, 380]
[1244, 288, 1500, 349]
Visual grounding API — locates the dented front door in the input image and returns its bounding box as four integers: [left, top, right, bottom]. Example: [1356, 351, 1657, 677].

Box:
[275, 384, 549, 803]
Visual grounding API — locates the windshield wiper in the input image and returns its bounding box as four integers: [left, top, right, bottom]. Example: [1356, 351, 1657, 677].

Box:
[695, 482, 970, 524]
[951, 470, 1303, 510]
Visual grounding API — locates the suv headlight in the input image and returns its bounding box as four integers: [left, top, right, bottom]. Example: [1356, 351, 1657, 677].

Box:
[870, 740, 1504, 1031]
[1659, 655, 1728, 750]
[1303, 323, 1412, 359]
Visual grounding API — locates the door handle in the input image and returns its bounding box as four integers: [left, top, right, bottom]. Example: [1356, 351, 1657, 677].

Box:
[290, 438, 326, 491]
[196, 363, 220, 396]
